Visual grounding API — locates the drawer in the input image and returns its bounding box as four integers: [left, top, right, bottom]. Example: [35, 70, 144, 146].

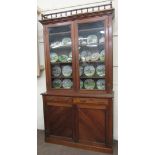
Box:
[73, 97, 108, 105]
[45, 96, 72, 103]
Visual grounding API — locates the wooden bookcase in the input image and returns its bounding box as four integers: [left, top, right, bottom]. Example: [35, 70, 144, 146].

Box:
[40, 6, 114, 153]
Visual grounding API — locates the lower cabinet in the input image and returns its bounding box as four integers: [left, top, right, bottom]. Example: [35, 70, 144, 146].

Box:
[42, 95, 113, 153]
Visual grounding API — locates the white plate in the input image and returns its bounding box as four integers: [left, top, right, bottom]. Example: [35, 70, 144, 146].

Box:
[50, 53, 58, 63]
[62, 79, 73, 89]
[96, 79, 105, 90]
[87, 35, 98, 45]
[62, 65, 72, 77]
[96, 65, 105, 77]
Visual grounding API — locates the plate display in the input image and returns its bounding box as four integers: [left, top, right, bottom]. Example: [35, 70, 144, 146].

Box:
[62, 79, 73, 89]
[79, 66, 83, 76]
[96, 65, 105, 77]
[50, 53, 58, 63]
[80, 51, 87, 62]
[58, 55, 68, 62]
[96, 79, 105, 90]
[91, 52, 100, 61]
[62, 65, 72, 77]
[52, 79, 62, 88]
[84, 79, 95, 89]
[80, 80, 83, 89]
[87, 35, 98, 45]
[84, 65, 95, 77]
[52, 65, 61, 77]
[62, 37, 71, 46]
[85, 51, 91, 61]
[100, 50, 105, 61]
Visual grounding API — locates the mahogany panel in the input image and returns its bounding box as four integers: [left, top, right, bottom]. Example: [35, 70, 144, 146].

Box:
[45, 102, 73, 139]
[78, 107, 106, 144]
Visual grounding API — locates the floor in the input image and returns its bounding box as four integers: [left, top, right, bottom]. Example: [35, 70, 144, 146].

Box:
[37, 130, 118, 155]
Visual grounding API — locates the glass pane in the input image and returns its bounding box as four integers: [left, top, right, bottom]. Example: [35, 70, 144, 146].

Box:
[78, 21, 106, 90]
[48, 25, 73, 89]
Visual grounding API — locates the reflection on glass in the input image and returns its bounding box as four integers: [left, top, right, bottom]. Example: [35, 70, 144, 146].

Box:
[48, 25, 73, 89]
[78, 21, 106, 90]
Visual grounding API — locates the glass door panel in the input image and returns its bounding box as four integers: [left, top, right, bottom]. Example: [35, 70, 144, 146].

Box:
[48, 25, 73, 89]
[78, 21, 106, 90]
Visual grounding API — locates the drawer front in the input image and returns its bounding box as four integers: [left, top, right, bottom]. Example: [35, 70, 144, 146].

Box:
[45, 96, 72, 104]
[73, 97, 108, 105]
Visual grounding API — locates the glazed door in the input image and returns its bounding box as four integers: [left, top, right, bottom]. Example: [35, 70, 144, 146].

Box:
[45, 22, 76, 91]
[74, 17, 111, 93]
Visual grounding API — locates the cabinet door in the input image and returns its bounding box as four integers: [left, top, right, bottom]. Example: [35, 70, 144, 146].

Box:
[75, 98, 113, 146]
[45, 22, 76, 91]
[74, 16, 112, 93]
[44, 98, 73, 139]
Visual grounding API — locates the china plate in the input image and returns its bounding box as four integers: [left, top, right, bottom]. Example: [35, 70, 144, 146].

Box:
[84, 65, 95, 77]
[62, 37, 72, 46]
[96, 79, 105, 90]
[59, 55, 68, 62]
[50, 53, 58, 63]
[91, 52, 100, 61]
[62, 79, 73, 89]
[100, 50, 105, 61]
[80, 51, 87, 62]
[84, 79, 95, 89]
[96, 65, 105, 77]
[53, 79, 62, 88]
[87, 35, 98, 45]
[52, 65, 61, 77]
[62, 65, 72, 77]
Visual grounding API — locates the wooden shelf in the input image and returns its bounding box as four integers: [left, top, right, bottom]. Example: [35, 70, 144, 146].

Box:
[50, 45, 72, 50]
[49, 31, 71, 36]
[51, 62, 72, 65]
[79, 27, 104, 33]
[51, 76, 73, 79]
[79, 60, 104, 63]
[80, 76, 105, 79]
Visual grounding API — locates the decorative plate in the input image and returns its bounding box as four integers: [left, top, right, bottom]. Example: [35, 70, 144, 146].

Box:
[87, 35, 98, 45]
[80, 51, 87, 62]
[79, 66, 83, 76]
[53, 79, 62, 88]
[99, 50, 105, 61]
[91, 52, 100, 61]
[85, 51, 92, 61]
[84, 79, 95, 89]
[99, 37, 105, 43]
[50, 53, 58, 63]
[84, 65, 95, 77]
[96, 65, 105, 77]
[62, 65, 72, 77]
[80, 80, 83, 89]
[50, 41, 62, 49]
[96, 79, 105, 90]
[79, 36, 87, 45]
[67, 52, 72, 62]
[58, 55, 68, 62]
[62, 79, 73, 89]
[52, 65, 61, 77]
[62, 37, 72, 46]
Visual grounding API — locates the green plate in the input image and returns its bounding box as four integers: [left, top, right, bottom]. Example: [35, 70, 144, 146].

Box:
[84, 79, 95, 90]
[50, 53, 58, 63]
[59, 55, 68, 62]
[99, 50, 105, 61]
[84, 65, 95, 77]
[96, 79, 105, 90]
[62, 79, 73, 89]
[53, 79, 62, 88]
[96, 65, 105, 77]
[62, 37, 72, 46]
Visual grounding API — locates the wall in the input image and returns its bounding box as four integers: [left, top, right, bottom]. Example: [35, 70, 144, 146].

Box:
[37, 0, 118, 140]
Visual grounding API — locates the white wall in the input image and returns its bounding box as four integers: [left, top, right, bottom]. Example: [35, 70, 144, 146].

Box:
[37, 0, 118, 140]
